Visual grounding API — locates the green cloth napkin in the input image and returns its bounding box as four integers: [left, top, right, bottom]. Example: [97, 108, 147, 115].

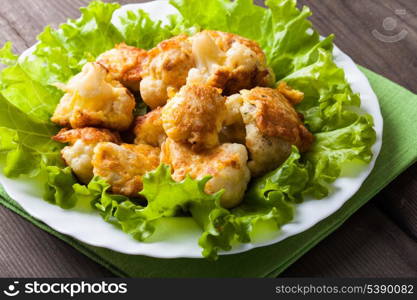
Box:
[1, 67, 416, 277]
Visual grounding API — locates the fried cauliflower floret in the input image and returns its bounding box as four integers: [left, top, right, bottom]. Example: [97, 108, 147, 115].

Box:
[238, 87, 314, 176]
[161, 84, 226, 151]
[187, 30, 275, 95]
[92, 143, 160, 197]
[51, 62, 136, 130]
[140, 34, 195, 108]
[161, 138, 250, 208]
[133, 107, 166, 147]
[52, 128, 121, 183]
[97, 43, 147, 91]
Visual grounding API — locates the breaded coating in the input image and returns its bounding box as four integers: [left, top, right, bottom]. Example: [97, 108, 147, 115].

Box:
[140, 34, 195, 109]
[92, 143, 160, 197]
[161, 138, 250, 208]
[52, 128, 121, 183]
[238, 87, 314, 176]
[277, 81, 304, 105]
[97, 43, 147, 91]
[51, 62, 136, 131]
[187, 30, 275, 95]
[161, 84, 226, 151]
[133, 107, 166, 147]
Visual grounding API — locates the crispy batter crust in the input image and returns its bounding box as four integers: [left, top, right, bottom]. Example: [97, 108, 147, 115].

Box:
[97, 43, 147, 90]
[190, 30, 275, 95]
[52, 127, 121, 183]
[204, 30, 265, 59]
[241, 87, 313, 152]
[52, 127, 121, 145]
[277, 81, 304, 105]
[161, 84, 226, 151]
[133, 107, 166, 147]
[51, 62, 136, 131]
[92, 143, 160, 197]
[140, 34, 195, 108]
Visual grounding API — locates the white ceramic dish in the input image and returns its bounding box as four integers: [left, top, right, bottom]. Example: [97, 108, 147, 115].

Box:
[0, 1, 383, 258]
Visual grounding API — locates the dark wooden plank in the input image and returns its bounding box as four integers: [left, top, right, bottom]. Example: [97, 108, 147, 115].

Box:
[376, 166, 417, 239]
[0, 0, 416, 278]
[0, 205, 113, 277]
[0, 0, 151, 55]
[282, 202, 417, 277]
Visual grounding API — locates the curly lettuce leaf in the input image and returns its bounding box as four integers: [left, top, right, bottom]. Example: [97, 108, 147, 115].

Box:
[72, 165, 222, 242]
[283, 49, 361, 132]
[0, 42, 18, 66]
[305, 115, 376, 198]
[116, 9, 174, 50]
[44, 166, 78, 209]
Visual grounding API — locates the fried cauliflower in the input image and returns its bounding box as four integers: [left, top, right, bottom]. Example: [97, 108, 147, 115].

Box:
[97, 43, 147, 91]
[52, 127, 121, 183]
[139, 30, 274, 108]
[92, 143, 160, 197]
[161, 84, 226, 151]
[161, 138, 250, 208]
[133, 107, 166, 147]
[187, 30, 275, 95]
[50, 31, 315, 213]
[140, 34, 195, 109]
[51, 62, 136, 130]
[238, 87, 314, 176]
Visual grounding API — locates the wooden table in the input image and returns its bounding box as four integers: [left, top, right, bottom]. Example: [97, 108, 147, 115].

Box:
[0, 0, 416, 277]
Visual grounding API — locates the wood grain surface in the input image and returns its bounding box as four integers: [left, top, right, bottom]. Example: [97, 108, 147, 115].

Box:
[0, 0, 416, 277]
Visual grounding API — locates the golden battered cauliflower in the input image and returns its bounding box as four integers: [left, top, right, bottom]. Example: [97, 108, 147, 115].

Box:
[161, 84, 226, 151]
[139, 31, 274, 109]
[92, 143, 160, 197]
[140, 35, 195, 109]
[238, 87, 314, 176]
[51, 62, 136, 130]
[133, 107, 166, 147]
[97, 43, 147, 91]
[161, 138, 250, 208]
[187, 30, 275, 95]
[52, 127, 121, 183]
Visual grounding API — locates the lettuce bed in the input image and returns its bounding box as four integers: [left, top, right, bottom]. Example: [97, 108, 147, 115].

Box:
[0, 0, 375, 259]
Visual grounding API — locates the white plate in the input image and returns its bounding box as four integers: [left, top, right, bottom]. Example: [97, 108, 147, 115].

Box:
[0, 1, 383, 258]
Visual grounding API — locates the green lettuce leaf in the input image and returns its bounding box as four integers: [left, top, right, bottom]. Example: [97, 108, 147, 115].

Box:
[0, 94, 62, 177]
[284, 49, 361, 132]
[0, 42, 18, 66]
[44, 166, 78, 209]
[116, 9, 174, 50]
[305, 115, 376, 198]
[71, 165, 221, 242]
